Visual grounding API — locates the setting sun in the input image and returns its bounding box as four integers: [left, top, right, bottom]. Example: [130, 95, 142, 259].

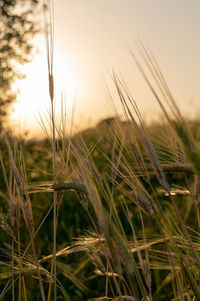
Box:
[10, 44, 83, 136]
[8, 0, 200, 138]
[2, 1, 200, 300]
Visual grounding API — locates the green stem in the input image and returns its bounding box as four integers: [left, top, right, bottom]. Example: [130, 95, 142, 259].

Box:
[18, 228, 22, 301]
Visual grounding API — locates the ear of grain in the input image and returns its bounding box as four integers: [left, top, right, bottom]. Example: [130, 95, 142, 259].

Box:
[5, 136, 46, 301]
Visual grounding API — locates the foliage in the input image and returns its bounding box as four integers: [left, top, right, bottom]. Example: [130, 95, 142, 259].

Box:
[1, 14, 200, 299]
[0, 0, 39, 130]
[1, 114, 200, 300]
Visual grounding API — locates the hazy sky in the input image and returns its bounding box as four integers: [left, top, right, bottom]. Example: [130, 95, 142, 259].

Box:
[10, 0, 200, 137]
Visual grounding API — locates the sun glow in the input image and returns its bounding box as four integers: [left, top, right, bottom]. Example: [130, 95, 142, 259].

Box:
[10, 48, 83, 137]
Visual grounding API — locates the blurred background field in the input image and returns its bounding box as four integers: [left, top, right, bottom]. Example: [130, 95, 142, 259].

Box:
[1, 1, 200, 300]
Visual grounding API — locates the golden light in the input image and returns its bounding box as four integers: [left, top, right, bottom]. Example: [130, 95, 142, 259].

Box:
[10, 47, 83, 137]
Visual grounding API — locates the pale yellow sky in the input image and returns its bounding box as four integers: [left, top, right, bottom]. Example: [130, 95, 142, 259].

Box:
[9, 0, 200, 138]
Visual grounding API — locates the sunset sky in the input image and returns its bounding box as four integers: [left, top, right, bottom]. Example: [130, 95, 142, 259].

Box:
[10, 0, 200, 137]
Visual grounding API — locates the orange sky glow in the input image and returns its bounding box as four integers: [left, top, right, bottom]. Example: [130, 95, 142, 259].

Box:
[9, 0, 200, 138]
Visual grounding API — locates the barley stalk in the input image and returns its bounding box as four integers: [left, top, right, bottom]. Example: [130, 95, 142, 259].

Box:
[43, 0, 56, 299]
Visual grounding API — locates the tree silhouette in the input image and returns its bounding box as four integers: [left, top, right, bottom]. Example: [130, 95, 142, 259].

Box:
[0, 0, 40, 130]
